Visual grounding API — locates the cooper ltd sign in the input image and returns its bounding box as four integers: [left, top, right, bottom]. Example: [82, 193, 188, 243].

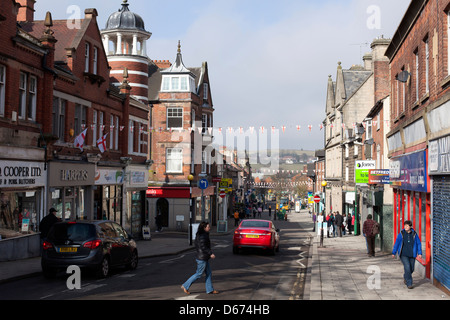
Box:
[0, 161, 45, 188]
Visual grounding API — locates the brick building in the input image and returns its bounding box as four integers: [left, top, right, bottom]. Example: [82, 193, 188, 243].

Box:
[385, 0, 450, 293]
[0, 0, 50, 248]
[0, 0, 150, 257]
[147, 42, 217, 231]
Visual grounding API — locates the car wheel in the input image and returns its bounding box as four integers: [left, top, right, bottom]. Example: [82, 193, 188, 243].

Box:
[127, 250, 138, 270]
[97, 256, 110, 278]
[233, 246, 239, 254]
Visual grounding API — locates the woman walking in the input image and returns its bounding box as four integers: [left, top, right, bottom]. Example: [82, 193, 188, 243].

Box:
[392, 220, 423, 289]
[181, 222, 219, 295]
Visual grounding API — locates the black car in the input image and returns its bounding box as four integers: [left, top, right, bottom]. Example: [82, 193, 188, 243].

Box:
[41, 220, 138, 278]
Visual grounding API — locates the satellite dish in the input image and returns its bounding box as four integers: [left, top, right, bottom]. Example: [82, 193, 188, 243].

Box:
[396, 70, 410, 83]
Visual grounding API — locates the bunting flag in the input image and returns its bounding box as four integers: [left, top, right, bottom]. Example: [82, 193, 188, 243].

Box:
[74, 128, 87, 151]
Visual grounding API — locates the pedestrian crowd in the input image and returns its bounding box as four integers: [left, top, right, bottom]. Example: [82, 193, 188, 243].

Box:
[311, 211, 353, 237]
[311, 210, 424, 290]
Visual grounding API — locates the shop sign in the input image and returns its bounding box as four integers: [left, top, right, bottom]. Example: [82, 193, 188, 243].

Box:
[429, 136, 450, 175]
[390, 150, 428, 192]
[355, 161, 376, 184]
[345, 191, 355, 204]
[49, 162, 95, 187]
[95, 169, 124, 185]
[368, 169, 390, 184]
[146, 187, 190, 198]
[0, 161, 45, 188]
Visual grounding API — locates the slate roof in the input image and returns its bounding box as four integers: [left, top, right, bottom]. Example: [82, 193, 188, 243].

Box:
[342, 67, 372, 101]
[20, 20, 80, 64]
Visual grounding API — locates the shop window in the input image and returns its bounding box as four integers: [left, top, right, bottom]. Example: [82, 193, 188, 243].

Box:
[50, 187, 86, 221]
[127, 191, 144, 237]
[101, 185, 122, 225]
[0, 190, 41, 238]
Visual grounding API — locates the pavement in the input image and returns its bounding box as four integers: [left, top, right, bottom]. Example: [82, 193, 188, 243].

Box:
[1, 209, 449, 300]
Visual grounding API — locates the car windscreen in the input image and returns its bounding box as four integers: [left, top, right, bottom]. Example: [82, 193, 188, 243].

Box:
[47, 223, 96, 242]
[240, 221, 270, 228]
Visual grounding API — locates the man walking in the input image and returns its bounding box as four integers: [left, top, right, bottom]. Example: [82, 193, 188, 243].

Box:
[392, 220, 423, 289]
[363, 214, 377, 257]
[39, 208, 59, 239]
[335, 211, 343, 237]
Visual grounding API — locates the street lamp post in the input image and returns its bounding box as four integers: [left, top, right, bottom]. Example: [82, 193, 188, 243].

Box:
[188, 174, 194, 246]
[320, 181, 327, 247]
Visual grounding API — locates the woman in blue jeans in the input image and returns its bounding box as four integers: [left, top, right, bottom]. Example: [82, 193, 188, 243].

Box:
[392, 220, 423, 289]
[181, 222, 219, 295]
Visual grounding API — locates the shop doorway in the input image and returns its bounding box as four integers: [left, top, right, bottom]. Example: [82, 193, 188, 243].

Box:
[156, 198, 169, 228]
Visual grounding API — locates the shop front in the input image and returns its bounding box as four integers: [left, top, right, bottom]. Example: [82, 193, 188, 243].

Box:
[0, 160, 46, 261]
[390, 150, 430, 278]
[124, 165, 148, 239]
[147, 187, 191, 232]
[47, 161, 96, 221]
[94, 167, 124, 223]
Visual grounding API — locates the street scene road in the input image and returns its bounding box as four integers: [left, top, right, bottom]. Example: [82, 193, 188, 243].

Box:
[0, 209, 311, 301]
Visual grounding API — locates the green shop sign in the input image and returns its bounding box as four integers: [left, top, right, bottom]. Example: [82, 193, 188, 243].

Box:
[355, 160, 376, 184]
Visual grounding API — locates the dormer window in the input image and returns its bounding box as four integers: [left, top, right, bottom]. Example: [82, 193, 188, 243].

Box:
[161, 75, 194, 93]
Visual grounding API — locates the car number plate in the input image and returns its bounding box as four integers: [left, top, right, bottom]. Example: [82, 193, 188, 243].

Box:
[58, 247, 77, 253]
[246, 235, 259, 238]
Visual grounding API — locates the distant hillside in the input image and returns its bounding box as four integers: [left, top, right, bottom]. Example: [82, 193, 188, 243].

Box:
[248, 149, 316, 173]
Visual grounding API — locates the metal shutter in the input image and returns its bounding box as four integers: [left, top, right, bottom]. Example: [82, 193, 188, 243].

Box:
[432, 176, 450, 291]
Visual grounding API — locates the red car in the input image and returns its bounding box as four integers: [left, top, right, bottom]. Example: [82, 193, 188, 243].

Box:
[233, 220, 280, 255]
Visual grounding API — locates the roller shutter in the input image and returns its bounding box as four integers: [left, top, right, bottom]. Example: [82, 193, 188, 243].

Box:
[432, 176, 450, 291]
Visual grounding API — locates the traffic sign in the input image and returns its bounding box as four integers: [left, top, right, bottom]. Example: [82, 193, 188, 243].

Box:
[313, 195, 321, 203]
[198, 179, 209, 190]
[219, 190, 226, 198]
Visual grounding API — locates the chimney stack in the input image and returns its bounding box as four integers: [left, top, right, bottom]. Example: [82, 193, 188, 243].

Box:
[17, 0, 36, 22]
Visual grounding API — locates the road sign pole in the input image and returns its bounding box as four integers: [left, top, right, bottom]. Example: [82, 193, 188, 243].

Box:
[201, 188, 205, 222]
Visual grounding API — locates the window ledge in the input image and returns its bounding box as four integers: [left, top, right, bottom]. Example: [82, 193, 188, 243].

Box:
[441, 74, 450, 88]
[420, 92, 429, 104]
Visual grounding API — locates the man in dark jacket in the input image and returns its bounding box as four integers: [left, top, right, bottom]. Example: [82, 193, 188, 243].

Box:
[181, 222, 219, 295]
[363, 214, 377, 257]
[335, 211, 343, 237]
[39, 208, 59, 239]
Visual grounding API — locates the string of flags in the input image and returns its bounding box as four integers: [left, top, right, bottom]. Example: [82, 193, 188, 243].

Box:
[76, 120, 390, 135]
[247, 181, 313, 188]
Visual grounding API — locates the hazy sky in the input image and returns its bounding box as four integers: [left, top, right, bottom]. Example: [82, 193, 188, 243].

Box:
[34, 0, 411, 151]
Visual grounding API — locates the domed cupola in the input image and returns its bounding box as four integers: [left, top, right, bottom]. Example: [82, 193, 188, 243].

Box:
[102, 0, 152, 103]
[105, 0, 146, 32]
